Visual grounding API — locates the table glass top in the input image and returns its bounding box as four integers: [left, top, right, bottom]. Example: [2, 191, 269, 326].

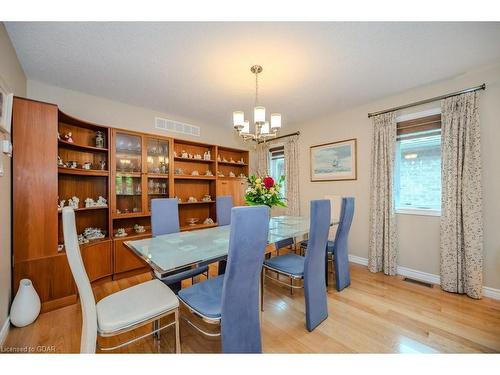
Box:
[124, 215, 313, 274]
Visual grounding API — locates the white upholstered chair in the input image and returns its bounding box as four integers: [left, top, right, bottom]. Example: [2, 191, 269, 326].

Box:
[62, 207, 180, 353]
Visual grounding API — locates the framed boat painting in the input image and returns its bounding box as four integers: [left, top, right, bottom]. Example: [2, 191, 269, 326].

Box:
[310, 138, 357, 181]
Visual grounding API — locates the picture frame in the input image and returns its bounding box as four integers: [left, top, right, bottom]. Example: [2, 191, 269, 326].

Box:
[0, 78, 14, 135]
[310, 138, 357, 181]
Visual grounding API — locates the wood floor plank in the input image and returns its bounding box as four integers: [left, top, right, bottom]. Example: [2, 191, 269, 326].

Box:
[2, 263, 500, 354]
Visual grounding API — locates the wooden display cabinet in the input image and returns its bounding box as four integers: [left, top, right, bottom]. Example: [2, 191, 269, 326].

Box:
[173, 139, 218, 230]
[216, 146, 249, 206]
[12, 97, 251, 308]
[110, 130, 173, 277]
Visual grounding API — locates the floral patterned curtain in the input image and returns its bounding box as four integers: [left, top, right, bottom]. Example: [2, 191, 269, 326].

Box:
[256, 142, 270, 176]
[284, 135, 300, 215]
[440, 92, 483, 299]
[368, 112, 398, 275]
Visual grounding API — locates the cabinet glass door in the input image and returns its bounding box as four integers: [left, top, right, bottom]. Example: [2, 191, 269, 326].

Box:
[146, 138, 169, 212]
[115, 132, 142, 215]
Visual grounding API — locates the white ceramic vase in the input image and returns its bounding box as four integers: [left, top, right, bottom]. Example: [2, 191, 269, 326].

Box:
[10, 279, 41, 327]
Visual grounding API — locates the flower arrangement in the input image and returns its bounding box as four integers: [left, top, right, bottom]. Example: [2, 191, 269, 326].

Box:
[245, 175, 287, 208]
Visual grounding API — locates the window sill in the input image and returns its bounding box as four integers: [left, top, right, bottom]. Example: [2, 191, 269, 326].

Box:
[396, 208, 441, 217]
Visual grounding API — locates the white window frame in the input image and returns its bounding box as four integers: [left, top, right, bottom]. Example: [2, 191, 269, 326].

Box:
[394, 108, 442, 217]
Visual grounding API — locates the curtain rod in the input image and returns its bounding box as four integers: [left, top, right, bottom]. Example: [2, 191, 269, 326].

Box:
[367, 83, 486, 118]
[257, 131, 300, 144]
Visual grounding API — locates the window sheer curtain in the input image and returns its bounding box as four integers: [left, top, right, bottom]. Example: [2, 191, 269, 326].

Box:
[368, 112, 398, 275]
[440, 92, 483, 299]
[255, 142, 270, 176]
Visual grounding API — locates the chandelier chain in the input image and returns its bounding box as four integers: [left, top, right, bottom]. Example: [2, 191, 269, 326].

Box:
[255, 70, 259, 106]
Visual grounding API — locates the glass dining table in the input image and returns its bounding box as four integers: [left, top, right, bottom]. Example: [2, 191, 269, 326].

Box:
[124, 215, 318, 276]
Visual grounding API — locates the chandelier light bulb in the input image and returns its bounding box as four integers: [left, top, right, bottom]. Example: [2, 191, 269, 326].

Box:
[261, 121, 270, 135]
[233, 111, 244, 129]
[271, 113, 282, 129]
[254, 106, 266, 124]
[242, 120, 250, 134]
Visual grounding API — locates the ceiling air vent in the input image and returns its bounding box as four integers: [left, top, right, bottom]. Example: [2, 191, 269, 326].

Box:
[155, 117, 200, 137]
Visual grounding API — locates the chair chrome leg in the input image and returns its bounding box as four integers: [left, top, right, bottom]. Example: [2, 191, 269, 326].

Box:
[175, 309, 181, 354]
[290, 277, 293, 295]
[153, 319, 160, 341]
[260, 268, 264, 312]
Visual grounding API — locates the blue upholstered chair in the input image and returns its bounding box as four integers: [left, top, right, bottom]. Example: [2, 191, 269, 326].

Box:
[151, 198, 209, 290]
[215, 196, 233, 275]
[299, 197, 355, 292]
[177, 205, 269, 353]
[263, 200, 331, 331]
[216, 195, 233, 226]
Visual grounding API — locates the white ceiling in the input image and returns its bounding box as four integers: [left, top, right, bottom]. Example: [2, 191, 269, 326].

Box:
[6, 22, 500, 128]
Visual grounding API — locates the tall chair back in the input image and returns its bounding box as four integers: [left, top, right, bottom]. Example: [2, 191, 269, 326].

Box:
[62, 207, 97, 353]
[216, 195, 233, 226]
[220, 205, 270, 353]
[332, 197, 355, 290]
[151, 198, 180, 236]
[303, 200, 331, 331]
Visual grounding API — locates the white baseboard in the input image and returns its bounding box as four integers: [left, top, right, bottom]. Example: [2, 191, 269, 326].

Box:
[483, 286, 500, 300]
[348, 254, 500, 300]
[0, 316, 10, 346]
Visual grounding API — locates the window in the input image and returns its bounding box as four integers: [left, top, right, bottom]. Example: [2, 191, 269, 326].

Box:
[269, 146, 285, 197]
[394, 114, 441, 215]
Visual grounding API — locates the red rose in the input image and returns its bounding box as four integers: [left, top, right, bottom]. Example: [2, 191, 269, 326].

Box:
[263, 176, 275, 189]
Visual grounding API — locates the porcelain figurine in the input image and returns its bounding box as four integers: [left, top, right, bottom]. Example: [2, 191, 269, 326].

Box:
[217, 155, 221, 162]
[82, 161, 92, 170]
[57, 156, 64, 166]
[194, 154, 202, 160]
[202, 194, 212, 202]
[239, 158, 245, 164]
[66, 160, 77, 169]
[68, 196, 80, 209]
[218, 172, 225, 177]
[83, 227, 105, 241]
[58, 199, 65, 211]
[85, 198, 95, 208]
[96, 196, 107, 207]
[229, 171, 236, 178]
[188, 196, 198, 203]
[115, 228, 127, 237]
[64, 132, 74, 143]
[203, 218, 214, 225]
[239, 173, 246, 178]
[222, 157, 228, 162]
[99, 160, 106, 170]
[134, 224, 146, 233]
[174, 151, 178, 157]
[191, 170, 199, 176]
[57, 244, 64, 252]
[205, 170, 213, 176]
[95, 131, 105, 148]
[175, 168, 183, 175]
[230, 157, 235, 163]
[203, 150, 211, 160]
[78, 234, 89, 245]
[181, 150, 188, 158]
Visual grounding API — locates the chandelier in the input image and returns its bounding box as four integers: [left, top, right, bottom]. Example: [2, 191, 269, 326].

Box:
[233, 65, 282, 142]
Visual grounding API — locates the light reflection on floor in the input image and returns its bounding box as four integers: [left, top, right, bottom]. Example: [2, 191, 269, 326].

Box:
[398, 336, 439, 353]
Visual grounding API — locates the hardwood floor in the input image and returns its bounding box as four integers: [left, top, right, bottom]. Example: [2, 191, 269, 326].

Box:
[3, 263, 500, 353]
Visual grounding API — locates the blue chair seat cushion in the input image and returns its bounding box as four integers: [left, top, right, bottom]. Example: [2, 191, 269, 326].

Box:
[159, 265, 209, 285]
[264, 253, 305, 277]
[300, 239, 335, 253]
[178, 274, 224, 319]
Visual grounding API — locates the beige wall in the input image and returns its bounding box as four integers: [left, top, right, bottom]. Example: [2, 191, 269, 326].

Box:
[27, 80, 248, 150]
[290, 63, 500, 290]
[0, 23, 27, 335]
